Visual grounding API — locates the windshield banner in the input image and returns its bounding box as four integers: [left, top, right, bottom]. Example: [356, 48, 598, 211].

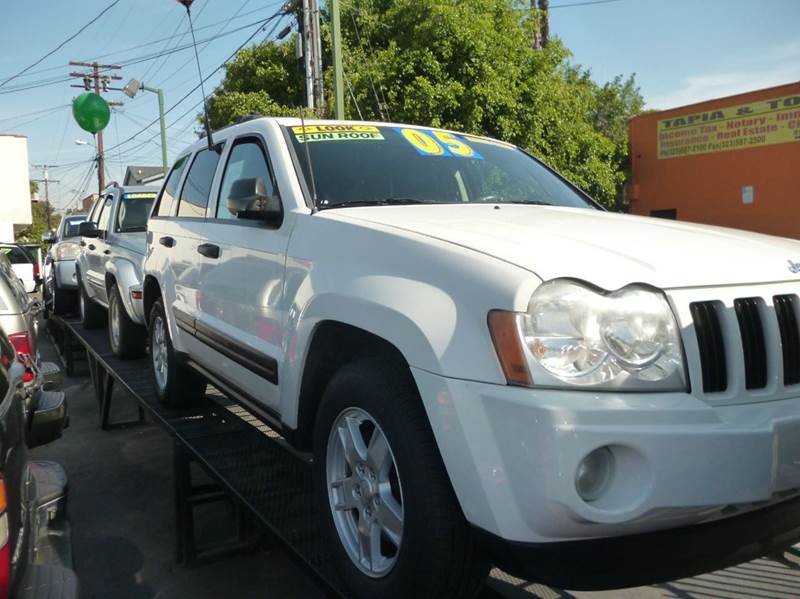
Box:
[292, 125, 384, 143]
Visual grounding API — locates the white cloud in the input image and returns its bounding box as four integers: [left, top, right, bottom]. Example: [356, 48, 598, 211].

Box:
[645, 42, 800, 110]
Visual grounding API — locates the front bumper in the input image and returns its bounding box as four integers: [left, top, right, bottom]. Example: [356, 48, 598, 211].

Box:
[411, 368, 800, 544]
[476, 492, 800, 589]
[53, 260, 78, 290]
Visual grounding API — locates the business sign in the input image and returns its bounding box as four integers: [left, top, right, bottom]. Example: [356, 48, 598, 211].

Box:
[657, 93, 800, 159]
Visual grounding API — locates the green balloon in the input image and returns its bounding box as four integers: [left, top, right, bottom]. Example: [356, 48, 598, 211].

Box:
[72, 92, 110, 134]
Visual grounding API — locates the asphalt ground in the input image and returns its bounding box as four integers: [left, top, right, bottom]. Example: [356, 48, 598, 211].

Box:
[31, 324, 800, 599]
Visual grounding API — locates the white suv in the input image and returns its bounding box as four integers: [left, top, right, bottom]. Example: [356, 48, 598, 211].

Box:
[77, 184, 157, 357]
[144, 117, 800, 598]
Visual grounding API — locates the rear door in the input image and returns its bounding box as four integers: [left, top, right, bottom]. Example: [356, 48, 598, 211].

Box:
[168, 146, 225, 362]
[147, 155, 190, 347]
[195, 135, 290, 414]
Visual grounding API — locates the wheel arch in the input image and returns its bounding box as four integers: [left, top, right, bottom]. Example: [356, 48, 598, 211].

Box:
[143, 275, 162, 324]
[290, 320, 415, 452]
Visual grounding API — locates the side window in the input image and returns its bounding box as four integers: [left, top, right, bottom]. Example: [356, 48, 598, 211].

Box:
[89, 197, 104, 224]
[217, 140, 276, 221]
[96, 196, 114, 232]
[155, 155, 189, 218]
[177, 148, 222, 218]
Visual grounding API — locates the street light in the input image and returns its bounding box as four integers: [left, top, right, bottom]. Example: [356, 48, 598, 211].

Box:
[123, 78, 168, 175]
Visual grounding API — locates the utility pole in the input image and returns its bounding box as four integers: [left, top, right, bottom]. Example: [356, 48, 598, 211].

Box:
[331, 0, 345, 119]
[31, 165, 59, 229]
[68, 62, 123, 195]
[301, 0, 314, 110]
[533, 0, 550, 49]
[300, 0, 324, 112]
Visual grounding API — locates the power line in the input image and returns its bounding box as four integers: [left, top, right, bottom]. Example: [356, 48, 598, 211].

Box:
[105, 10, 289, 155]
[0, 4, 280, 83]
[0, 0, 123, 89]
[0, 104, 70, 124]
[0, 77, 73, 96]
[550, 0, 623, 7]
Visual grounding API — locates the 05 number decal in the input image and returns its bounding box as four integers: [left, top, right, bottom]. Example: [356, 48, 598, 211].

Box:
[399, 128, 446, 155]
[396, 128, 482, 159]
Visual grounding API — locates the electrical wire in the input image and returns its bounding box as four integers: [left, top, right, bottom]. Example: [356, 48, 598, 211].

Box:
[0, 104, 70, 124]
[0, 0, 123, 89]
[1, 4, 281, 83]
[550, 0, 623, 7]
[349, 9, 390, 120]
[105, 10, 289, 155]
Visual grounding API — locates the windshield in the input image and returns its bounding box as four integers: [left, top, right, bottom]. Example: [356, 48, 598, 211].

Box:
[62, 216, 86, 238]
[0, 245, 32, 264]
[116, 193, 156, 232]
[284, 124, 595, 210]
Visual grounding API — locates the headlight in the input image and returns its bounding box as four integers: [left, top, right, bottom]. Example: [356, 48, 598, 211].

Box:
[54, 242, 80, 261]
[489, 279, 686, 390]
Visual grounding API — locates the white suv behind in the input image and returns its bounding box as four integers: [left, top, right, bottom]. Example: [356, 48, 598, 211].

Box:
[144, 117, 800, 598]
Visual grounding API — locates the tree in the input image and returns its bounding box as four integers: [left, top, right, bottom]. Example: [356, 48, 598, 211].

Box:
[15, 202, 59, 248]
[29, 180, 39, 198]
[205, 0, 643, 209]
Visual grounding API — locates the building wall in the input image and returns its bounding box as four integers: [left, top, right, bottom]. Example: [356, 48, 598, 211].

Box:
[628, 82, 800, 239]
[0, 135, 32, 239]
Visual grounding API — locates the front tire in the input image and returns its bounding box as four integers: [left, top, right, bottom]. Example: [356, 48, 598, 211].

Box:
[52, 284, 77, 317]
[313, 357, 488, 599]
[78, 275, 105, 329]
[148, 299, 206, 408]
[108, 285, 146, 359]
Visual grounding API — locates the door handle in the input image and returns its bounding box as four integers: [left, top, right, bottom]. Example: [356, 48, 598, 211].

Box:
[103, 249, 111, 255]
[88, 244, 96, 251]
[197, 243, 220, 259]
[159, 236, 175, 248]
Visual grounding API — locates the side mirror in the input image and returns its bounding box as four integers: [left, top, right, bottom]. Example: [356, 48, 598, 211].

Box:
[226, 177, 282, 224]
[78, 221, 100, 238]
[28, 390, 66, 449]
[41, 231, 55, 244]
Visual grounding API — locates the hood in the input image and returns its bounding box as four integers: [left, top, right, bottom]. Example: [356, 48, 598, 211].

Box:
[329, 204, 800, 290]
[116, 231, 147, 256]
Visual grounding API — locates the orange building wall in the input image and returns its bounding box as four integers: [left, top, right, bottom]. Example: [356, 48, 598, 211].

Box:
[628, 82, 800, 239]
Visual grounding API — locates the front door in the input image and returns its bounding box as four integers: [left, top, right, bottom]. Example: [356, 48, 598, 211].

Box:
[196, 136, 290, 414]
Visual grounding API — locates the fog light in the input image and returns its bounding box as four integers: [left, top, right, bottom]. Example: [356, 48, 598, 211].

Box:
[575, 447, 614, 502]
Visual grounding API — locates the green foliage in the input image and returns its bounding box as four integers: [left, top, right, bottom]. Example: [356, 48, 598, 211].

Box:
[15, 202, 59, 250]
[29, 180, 39, 197]
[206, 0, 643, 209]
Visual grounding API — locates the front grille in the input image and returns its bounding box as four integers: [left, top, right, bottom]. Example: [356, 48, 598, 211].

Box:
[774, 294, 800, 385]
[688, 292, 800, 396]
[690, 301, 727, 393]
[734, 298, 767, 390]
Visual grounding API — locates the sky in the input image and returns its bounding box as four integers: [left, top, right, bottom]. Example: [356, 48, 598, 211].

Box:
[0, 0, 798, 212]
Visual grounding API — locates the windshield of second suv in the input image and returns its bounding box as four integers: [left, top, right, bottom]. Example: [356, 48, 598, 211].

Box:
[116, 193, 157, 232]
[284, 124, 596, 210]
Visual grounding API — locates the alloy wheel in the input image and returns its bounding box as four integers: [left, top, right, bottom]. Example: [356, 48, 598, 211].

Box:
[151, 314, 168, 391]
[326, 407, 404, 578]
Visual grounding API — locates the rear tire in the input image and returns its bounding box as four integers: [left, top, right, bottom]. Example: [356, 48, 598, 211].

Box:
[78, 275, 105, 329]
[108, 285, 146, 359]
[313, 357, 488, 599]
[148, 299, 206, 408]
